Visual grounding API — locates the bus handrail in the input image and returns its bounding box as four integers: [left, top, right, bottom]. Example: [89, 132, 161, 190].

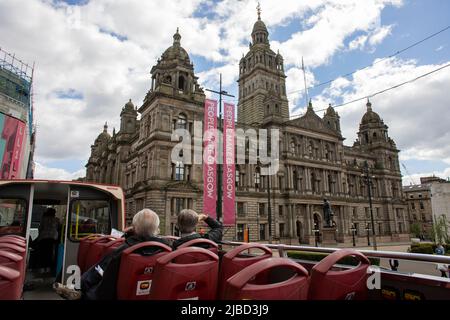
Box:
[220, 241, 450, 264]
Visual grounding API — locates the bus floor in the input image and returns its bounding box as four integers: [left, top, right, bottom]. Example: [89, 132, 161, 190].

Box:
[22, 270, 63, 300]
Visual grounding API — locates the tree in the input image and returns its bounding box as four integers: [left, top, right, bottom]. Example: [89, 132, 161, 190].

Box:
[410, 222, 421, 238]
[433, 214, 449, 244]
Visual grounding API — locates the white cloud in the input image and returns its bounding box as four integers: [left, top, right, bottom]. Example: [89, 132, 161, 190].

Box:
[349, 35, 368, 51]
[402, 168, 450, 186]
[315, 57, 450, 182]
[369, 25, 393, 46]
[34, 162, 85, 181]
[274, 1, 401, 68]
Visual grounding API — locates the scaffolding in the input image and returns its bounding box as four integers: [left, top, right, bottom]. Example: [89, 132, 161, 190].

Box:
[0, 47, 36, 179]
[0, 47, 35, 136]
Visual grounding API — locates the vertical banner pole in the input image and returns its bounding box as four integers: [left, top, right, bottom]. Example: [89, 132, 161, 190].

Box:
[203, 99, 218, 218]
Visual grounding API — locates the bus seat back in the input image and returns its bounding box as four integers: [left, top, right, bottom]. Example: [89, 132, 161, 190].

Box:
[116, 241, 172, 300]
[0, 265, 22, 300]
[308, 249, 371, 300]
[219, 243, 272, 298]
[223, 258, 309, 300]
[149, 247, 219, 300]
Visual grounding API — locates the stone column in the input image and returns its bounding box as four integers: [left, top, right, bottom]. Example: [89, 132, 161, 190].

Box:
[303, 205, 310, 237]
[306, 205, 312, 236]
[165, 195, 171, 235]
[305, 168, 311, 190]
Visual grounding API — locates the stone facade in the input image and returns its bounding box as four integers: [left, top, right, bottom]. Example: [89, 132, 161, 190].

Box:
[403, 178, 435, 238]
[85, 16, 410, 246]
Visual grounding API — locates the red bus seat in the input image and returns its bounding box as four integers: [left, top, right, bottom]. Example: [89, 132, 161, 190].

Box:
[84, 236, 119, 271]
[308, 249, 371, 300]
[177, 239, 219, 264]
[223, 258, 309, 300]
[103, 238, 126, 257]
[1, 235, 26, 242]
[116, 241, 172, 300]
[219, 243, 272, 298]
[0, 250, 25, 286]
[149, 247, 219, 300]
[77, 234, 105, 273]
[0, 237, 26, 247]
[0, 243, 26, 257]
[0, 265, 21, 300]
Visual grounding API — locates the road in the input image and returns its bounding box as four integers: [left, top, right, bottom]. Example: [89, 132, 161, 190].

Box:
[338, 244, 449, 277]
[275, 242, 449, 277]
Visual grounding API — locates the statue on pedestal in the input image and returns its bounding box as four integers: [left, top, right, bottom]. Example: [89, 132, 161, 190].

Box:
[323, 199, 335, 228]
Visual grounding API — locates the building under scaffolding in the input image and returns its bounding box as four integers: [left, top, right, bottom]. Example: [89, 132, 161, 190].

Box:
[0, 47, 35, 179]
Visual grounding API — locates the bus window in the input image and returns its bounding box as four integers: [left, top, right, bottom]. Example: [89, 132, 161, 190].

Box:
[0, 198, 27, 235]
[69, 200, 110, 241]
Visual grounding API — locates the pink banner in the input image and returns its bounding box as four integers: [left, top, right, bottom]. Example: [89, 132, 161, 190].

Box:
[203, 99, 218, 218]
[223, 102, 236, 226]
[0, 115, 26, 179]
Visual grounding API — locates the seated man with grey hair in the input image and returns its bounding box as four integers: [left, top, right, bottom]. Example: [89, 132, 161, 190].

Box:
[172, 209, 223, 250]
[56, 209, 169, 300]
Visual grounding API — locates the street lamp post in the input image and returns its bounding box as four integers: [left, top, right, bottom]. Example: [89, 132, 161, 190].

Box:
[366, 223, 371, 246]
[312, 223, 320, 247]
[362, 161, 378, 250]
[350, 223, 357, 247]
[267, 174, 272, 244]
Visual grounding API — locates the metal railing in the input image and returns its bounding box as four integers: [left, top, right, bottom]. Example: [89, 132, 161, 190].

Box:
[221, 240, 450, 264]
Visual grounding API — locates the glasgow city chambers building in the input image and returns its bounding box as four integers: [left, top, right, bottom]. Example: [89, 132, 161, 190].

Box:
[85, 13, 409, 245]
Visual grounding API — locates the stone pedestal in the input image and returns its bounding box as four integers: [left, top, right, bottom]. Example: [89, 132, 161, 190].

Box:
[321, 227, 337, 246]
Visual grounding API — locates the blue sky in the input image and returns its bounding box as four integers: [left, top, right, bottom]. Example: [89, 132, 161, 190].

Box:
[1, 0, 449, 183]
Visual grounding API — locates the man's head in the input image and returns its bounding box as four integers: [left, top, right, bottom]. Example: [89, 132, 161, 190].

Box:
[132, 209, 160, 237]
[177, 209, 199, 234]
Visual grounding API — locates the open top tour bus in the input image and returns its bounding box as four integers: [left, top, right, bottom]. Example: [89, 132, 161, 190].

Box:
[0, 179, 125, 298]
[1, 180, 450, 300]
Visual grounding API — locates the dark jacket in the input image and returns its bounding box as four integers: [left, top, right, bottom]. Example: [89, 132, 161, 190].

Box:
[172, 217, 223, 250]
[81, 234, 169, 300]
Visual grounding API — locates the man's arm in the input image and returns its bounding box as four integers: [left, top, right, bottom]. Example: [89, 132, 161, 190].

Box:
[200, 215, 223, 243]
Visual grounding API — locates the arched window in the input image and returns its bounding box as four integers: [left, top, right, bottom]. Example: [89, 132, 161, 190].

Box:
[127, 119, 133, 132]
[176, 113, 187, 130]
[293, 169, 298, 191]
[328, 174, 333, 193]
[311, 171, 316, 193]
[178, 76, 185, 91]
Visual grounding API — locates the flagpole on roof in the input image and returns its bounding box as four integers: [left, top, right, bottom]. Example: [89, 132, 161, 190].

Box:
[302, 57, 309, 108]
